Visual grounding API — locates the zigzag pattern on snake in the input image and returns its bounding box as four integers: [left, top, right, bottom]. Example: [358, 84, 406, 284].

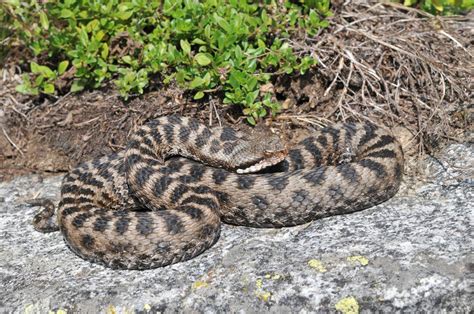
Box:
[32, 115, 404, 270]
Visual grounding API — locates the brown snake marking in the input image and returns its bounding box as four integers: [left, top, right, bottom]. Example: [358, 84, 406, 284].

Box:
[32, 115, 404, 269]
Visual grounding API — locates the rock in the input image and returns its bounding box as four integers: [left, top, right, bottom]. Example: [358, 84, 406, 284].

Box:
[0, 144, 472, 313]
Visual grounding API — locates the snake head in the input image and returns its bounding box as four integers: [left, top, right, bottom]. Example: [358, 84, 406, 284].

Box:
[235, 133, 288, 174]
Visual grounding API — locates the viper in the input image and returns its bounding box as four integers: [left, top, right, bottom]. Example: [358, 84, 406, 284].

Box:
[31, 115, 404, 269]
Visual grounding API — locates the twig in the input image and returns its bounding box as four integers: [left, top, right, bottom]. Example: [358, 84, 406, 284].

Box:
[2, 127, 24, 157]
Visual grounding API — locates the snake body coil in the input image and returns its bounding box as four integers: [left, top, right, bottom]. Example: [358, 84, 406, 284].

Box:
[33, 115, 404, 269]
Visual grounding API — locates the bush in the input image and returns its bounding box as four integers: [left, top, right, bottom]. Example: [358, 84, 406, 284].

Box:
[401, 0, 474, 15]
[1, 0, 331, 124]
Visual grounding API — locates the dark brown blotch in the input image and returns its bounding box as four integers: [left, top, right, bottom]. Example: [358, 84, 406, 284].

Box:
[60, 205, 81, 217]
[171, 184, 190, 203]
[322, 126, 340, 145]
[61, 184, 76, 194]
[212, 168, 229, 185]
[180, 205, 203, 219]
[209, 139, 221, 154]
[182, 195, 218, 211]
[316, 135, 328, 147]
[328, 185, 344, 200]
[167, 115, 182, 125]
[115, 216, 130, 234]
[220, 127, 238, 141]
[190, 163, 206, 181]
[163, 124, 175, 144]
[93, 216, 109, 232]
[366, 135, 395, 152]
[81, 234, 95, 249]
[301, 137, 322, 164]
[267, 175, 290, 191]
[195, 128, 212, 148]
[154, 176, 173, 196]
[237, 176, 257, 189]
[188, 118, 200, 131]
[77, 187, 95, 196]
[76, 196, 93, 204]
[337, 163, 359, 183]
[222, 142, 236, 156]
[162, 212, 184, 235]
[366, 149, 397, 159]
[358, 123, 378, 147]
[288, 149, 305, 170]
[179, 126, 191, 143]
[359, 158, 387, 177]
[292, 189, 309, 203]
[134, 166, 153, 187]
[136, 212, 154, 235]
[251, 195, 269, 210]
[302, 167, 326, 186]
[72, 212, 92, 228]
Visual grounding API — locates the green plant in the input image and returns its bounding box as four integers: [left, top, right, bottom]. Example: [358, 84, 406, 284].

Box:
[1, 0, 331, 124]
[401, 0, 474, 14]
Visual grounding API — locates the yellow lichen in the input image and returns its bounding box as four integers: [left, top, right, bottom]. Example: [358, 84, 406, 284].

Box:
[308, 259, 327, 272]
[106, 305, 117, 314]
[192, 281, 209, 290]
[256, 291, 272, 302]
[143, 304, 151, 311]
[264, 273, 282, 280]
[56, 310, 67, 314]
[25, 305, 35, 314]
[347, 255, 369, 266]
[335, 296, 359, 314]
[254, 278, 272, 302]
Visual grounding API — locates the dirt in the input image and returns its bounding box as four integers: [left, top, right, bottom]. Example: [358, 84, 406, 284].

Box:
[0, 2, 472, 182]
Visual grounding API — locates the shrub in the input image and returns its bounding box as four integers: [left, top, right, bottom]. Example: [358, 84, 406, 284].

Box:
[401, 0, 474, 15]
[1, 0, 331, 124]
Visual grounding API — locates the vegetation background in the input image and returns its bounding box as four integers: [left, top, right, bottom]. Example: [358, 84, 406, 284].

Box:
[0, 0, 472, 179]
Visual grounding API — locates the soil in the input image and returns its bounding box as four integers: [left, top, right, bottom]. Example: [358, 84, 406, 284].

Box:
[0, 2, 472, 182]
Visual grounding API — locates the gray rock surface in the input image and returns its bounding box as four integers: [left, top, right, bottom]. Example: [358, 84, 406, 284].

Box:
[1, 144, 472, 313]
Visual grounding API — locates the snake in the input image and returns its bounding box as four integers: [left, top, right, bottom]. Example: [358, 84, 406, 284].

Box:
[31, 115, 404, 270]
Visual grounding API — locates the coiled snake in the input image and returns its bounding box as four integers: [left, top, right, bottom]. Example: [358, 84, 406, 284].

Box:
[32, 115, 404, 269]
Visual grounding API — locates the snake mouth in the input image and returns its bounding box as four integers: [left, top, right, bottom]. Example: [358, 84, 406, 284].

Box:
[236, 149, 288, 174]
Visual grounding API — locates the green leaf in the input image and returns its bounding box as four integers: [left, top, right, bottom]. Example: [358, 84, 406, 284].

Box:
[30, 62, 41, 74]
[246, 116, 256, 125]
[189, 77, 204, 89]
[202, 72, 211, 86]
[39, 11, 49, 30]
[116, 11, 133, 20]
[60, 9, 74, 18]
[31, 63, 55, 79]
[58, 61, 69, 75]
[213, 13, 231, 33]
[180, 40, 191, 55]
[71, 80, 85, 92]
[194, 91, 205, 100]
[101, 43, 109, 59]
[192, 38, 206, 45]
[16, 84, 39, 95]
[194, 53, 212, 66]
[79, 27, 89, 46]
[43, 83, 55, 94]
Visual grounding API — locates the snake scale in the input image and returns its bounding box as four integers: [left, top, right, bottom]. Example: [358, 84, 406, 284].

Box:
[32, 115, 404, 270]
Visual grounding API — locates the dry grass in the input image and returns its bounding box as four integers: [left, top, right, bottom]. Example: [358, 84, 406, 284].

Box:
[281, 1, 472, 154]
